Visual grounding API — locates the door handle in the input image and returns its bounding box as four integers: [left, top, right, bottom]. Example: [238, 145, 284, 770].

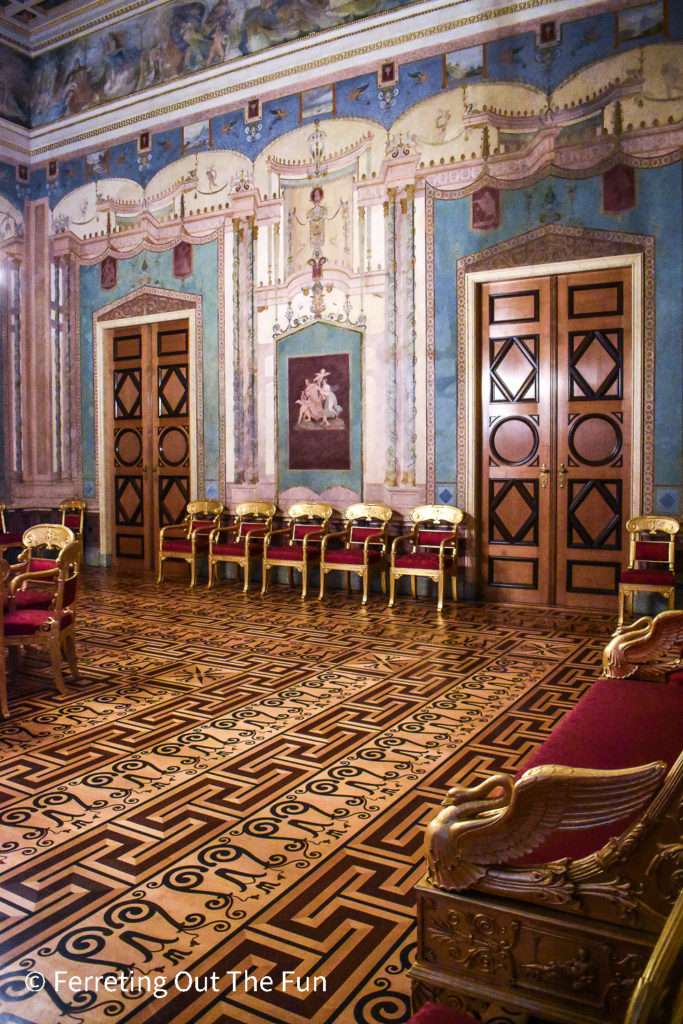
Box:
[540, 464, 549, 489]
[559, 462, 567, 489]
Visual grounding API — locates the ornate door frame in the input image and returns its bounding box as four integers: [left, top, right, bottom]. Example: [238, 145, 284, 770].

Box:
[93, 288, 202, 564]
[463, 251, 645, 600]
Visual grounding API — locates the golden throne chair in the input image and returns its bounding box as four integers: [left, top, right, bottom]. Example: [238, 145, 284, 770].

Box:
[261, 502, 332, 600]
[59, 498, 87, 566]
[318, 502, 392, 605]
[389, 504, 464, 612]
[618, 515, 679, 627]
[1, 540, 82, 717]
[208, 501, 276, 592]
[157, 499, 224, 586]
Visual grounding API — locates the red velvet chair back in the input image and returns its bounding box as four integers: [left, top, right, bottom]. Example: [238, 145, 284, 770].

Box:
[626, 516, 678, 572]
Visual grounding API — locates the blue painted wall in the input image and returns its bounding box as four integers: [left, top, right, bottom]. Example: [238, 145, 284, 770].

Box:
[79, 241, 220, 500]
[433, 163, 683, 512]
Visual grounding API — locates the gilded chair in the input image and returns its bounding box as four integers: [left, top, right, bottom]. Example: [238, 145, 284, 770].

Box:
[7, 523, 75, 611]
[158, 499, 225, 586]
[60, 498, 86, 566]
[262, 502, 332, 599]
[208, 501, 276, 591]
[0, 504, 23, 558]
[1, 540, 81, 716]
[389, 504, 464, 612]
[319, 502, 392, 605]
[617, 515, 679, 627]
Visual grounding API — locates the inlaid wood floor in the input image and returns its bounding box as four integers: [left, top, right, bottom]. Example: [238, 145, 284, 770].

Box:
[0, 568, 615, 1024]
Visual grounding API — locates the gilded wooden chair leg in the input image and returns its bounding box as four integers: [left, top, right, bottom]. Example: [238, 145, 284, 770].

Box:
[410, 576, 417, 599]
[451, 573, 457, 601]
[49, 645, 67, 694]
[62, 635, 79, 680]
[301, 565, 308, 600]
[242, 562, 249, 593]
[261, 564, 269, 595]
[319, 569, 326, 600]
[361, 572, 369, 606]
[0, 657, 8, 718]
[437, 575, 445, 612]
[380, 572, 387, 595]
[157, 559, 164, 583]
[389, 571, 396, 607]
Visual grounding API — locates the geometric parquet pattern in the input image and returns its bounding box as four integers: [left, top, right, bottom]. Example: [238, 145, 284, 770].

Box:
[0, 568, 616, 1024]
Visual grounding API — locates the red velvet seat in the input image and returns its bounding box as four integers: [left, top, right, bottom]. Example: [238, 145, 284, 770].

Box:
[407, 1004, 478, 1024]
[319, 503, 392, 605]
[262, 502, 332, 600]
[208, 501, 276, 592]
[389, 505, 464, 612]
[0, 540, 81, 718]
[617, 515, 679, 626]
[512, 677, 683, 864]
[157, 499, 224, 586]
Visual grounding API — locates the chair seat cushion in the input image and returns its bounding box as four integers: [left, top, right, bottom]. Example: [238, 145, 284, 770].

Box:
[0, 532, 23, 546]
[212, 543, 244, 557]
[162, 538, 209, 553]
[324, 548, 382, 566]
[4, 608, 73, 636]
[512, 677, 683, 864]
[266, 545, 319, 562]
[395, 553, 452, 570]
[619, 568, 675, 585]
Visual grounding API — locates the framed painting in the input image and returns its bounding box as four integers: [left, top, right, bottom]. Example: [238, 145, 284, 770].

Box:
[277, 321, 362, 495]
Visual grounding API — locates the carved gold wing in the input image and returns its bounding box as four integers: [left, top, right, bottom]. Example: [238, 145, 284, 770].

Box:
[603, 610, 683, 678]
[425, 762, 667, 891]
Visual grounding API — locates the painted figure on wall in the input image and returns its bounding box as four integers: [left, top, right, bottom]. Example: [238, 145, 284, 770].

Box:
[296, 369, 344, 428]
[288, 355, 350, 470]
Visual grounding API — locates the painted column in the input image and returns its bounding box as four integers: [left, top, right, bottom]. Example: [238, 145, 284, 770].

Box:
[16, 200, 56, 494]
[245, 217, 258, 484]
[384, 189, 398, 488]
[399, 185, 417, 486]
[232, 220, 244, 482]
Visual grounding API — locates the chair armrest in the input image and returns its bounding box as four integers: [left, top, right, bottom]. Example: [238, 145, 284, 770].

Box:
[301, 526, 328, 551]
[209, 524, 238, 545]
[390, 532, 414, 562]
[9, 567, 59, 595]
[361, 530, 385, 555]
[159, 523, 187, 541]
[321, 526, 351, 554]
[264, 525, 291, 547]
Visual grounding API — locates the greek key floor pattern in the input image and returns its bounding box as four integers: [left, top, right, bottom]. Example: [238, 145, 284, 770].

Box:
[0, 569, 616, 1024]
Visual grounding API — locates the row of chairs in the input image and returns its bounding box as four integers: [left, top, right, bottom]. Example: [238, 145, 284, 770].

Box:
[0, 524, 81, 718]
[158, 500, 465, 611]
[158, 501, 680, 621]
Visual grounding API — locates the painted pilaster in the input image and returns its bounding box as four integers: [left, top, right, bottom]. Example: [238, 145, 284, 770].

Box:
[384, 188, 398, 488]
[398, 185, 417, 487]
[15, 200, 56, 497]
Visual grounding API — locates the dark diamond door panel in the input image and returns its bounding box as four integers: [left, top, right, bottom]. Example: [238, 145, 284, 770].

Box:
[479, 268, 632, 608]
[556, 267, 631, 607]
[109, 321, 191, 570]
[480, 278, 552, 604]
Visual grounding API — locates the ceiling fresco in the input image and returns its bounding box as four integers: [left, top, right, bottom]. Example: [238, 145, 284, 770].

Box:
[2, 0, 422, 129]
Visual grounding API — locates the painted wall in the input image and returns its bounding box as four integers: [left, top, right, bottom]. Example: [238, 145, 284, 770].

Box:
[433, 163, 683, 513]
[79, 242, 221, 500]
[1, 0, 682, 538]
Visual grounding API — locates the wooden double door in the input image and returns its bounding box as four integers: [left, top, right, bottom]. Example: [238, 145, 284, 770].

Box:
[109, 319, 192, 571]
[479, 267, 632, 608]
